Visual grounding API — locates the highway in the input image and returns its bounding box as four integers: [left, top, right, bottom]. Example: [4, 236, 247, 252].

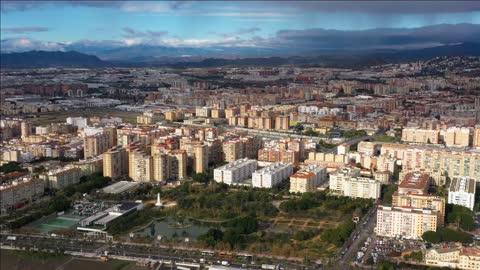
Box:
[0, 233, 309, 269]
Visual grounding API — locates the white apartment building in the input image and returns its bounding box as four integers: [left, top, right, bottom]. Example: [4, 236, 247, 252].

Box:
[448, 177, 476, 211]
[214, 158, 257, 185]
[252, 162, 293, 188]
[0, 177, 45, 214]
[375, 205, 439, 239]
[329, 167, 382, 199]
[289, 165, 327, 193]
[195, 107, 212, 118]
[66, 117, 87, 129]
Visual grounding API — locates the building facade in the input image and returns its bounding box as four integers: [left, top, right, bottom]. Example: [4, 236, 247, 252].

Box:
[289, 165, 327, 193]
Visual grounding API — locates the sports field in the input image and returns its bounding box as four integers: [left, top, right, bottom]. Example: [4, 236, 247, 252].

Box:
[34, 217, 80, 233]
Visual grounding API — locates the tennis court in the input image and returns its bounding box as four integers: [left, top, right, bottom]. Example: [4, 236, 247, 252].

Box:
[34, 216, 80, 233]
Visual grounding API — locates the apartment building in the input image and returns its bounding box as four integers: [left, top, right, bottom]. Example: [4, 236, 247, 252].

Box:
[196, 106, 212, 118]
[380, 143, 480, 180]
[194, 144, 209, 174]
[43, 166, 82, 189]
[222, 136, 259, 162]
[289, 165, 327, 193]
[329, 167, 382, 199]
[357, 141, 381, 156]
[0, 177, 45, 214]
[129, 150, 153, 182]
[20, 121, 32, 138]
[84, 132, 109, 159]
[165, 110, 184, 122]
[152, 150, 187, 182]
[401, 128, 439, 144]
[258, 148, 299, 165]
[103, 146, 128, 179]
[425, 247, 480, 270]
[448, 177, 476, 211]
[213, 158, 257, 185]
[375, 205, 440, 239]
[473, 125, 480, 147]
[444, 127, 471, 147]
[275, 115, 290, 130]
[305, 152, 349, 168]
[252, 162, 293, 188]
[392, 172, 446, 224]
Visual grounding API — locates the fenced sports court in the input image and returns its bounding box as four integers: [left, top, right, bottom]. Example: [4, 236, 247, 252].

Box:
[31, 215, 81, 233]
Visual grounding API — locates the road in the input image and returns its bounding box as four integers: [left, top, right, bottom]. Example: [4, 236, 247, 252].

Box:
[0, 233, 311, 269]
[336, 205, 377, 268]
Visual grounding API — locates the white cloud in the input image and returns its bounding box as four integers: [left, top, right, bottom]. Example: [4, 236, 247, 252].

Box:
[121, 2, 170, 13]
[1, 37, 65, 52]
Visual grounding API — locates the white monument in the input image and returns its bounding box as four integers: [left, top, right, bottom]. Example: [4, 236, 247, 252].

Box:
[155, 192, 163, 207]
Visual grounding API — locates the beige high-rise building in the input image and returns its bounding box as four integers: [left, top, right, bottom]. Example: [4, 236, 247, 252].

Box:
[473, 125, 480, 147]
[401, 128, 439, 144]
[20, 121, 32, 138]
[275, 115, 290, 130]
[84, 133, 109, 159]
[225, 108, 239, 119]
[205, 139, 223, 164]
[211, 109, 225, 119]
[194, 144, 209, 174]
[103, 126, 117, 147]
[152, 150, 188, 182]
[152, 154, 168, 182]
[103, 146, 128, 179]
[222, 136, 259, 162]
[444, 127, 471, 147]
[165, 110, 184, 122]
[172, 150, 187, 180]
[129, 150, 153, 182]
[223, 140, 245, 162]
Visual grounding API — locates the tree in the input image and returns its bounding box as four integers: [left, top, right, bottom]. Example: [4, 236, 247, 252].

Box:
[377, 261, 395, 270]
[0, 162, 28, 174]
[422, 228, 473, 244]
[446, 204, 476, 231]
[381, 185, 398, 205]
[50, 194, 71, 212]
[422, 231, 441, 243]
[403, 251, 423, 261]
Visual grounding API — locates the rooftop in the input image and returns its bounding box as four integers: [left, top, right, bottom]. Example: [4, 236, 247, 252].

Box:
[399, 172, 430, 193]
[449, 177, 476, 194]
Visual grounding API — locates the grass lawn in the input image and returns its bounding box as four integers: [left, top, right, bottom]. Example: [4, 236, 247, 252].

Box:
[27, 108, 140, 126]
[373, 135, 399, 143]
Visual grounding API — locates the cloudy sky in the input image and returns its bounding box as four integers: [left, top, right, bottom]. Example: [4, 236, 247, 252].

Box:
[1, 1, 480, 54]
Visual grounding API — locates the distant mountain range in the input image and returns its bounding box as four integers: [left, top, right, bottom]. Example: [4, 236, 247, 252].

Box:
[1, 43, 479, 69]
[0, 50, 106, 68]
